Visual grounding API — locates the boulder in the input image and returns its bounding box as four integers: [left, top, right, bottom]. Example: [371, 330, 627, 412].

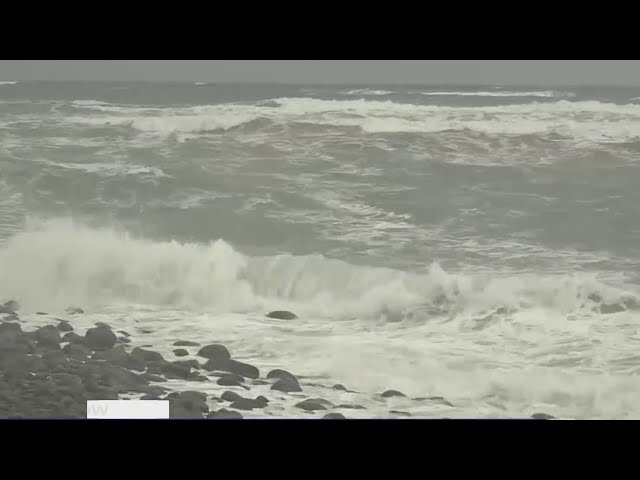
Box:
[84, 326, 117, 351]
[266, 310, 298, 320]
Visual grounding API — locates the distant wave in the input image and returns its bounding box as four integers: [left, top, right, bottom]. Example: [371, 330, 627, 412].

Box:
[64, 97, 640, 142]
[340, 88, 395, 96]
[421, 90, 574, 98]
[0, 81, 18, 86]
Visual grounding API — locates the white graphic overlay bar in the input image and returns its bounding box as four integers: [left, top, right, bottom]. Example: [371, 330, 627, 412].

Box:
[87, 400, 169, 419]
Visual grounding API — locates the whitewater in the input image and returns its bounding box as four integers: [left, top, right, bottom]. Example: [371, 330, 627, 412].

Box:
[2, 82, 640, 418]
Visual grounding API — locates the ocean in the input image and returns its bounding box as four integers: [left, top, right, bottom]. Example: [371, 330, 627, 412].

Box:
[1, 81, 640, 418]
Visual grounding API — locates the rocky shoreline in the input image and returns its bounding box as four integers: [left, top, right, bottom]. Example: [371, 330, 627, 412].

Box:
[0, 301, 555, 420]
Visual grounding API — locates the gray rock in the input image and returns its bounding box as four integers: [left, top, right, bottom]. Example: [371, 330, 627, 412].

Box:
[187, 373, 209, 382]
[33, 325, 62, 348]
[229, 398, 266, 411]
[601, 303, 626, 314]
[532, 413, 556, 420]
[208, 409, 243, 419]
[36, 312, 48, 315]
[295, 399, 328, 412]
[92, 346, 145, 371]
[204, 359, 259, 379]
[221, 391, 244, 403]
[335, 404, 366, 410]
[2, 314, 21, 322]
[62, 343, 92, 360]
[65, 307, 84, 315]
[266, 310, 298, 320]
[173, 348, 189, 357]
[117, 330, 131, 337]
[142, 373, 167, 383]
[84, 326, 117, 351]
[62, 331, 85, 344]
[218, 374, 244, 387]
[173, 359, 201, 370]
[197, 344, 231, 361]
[117, 336, 131, 344]
[131, 347, 165, 364]
[333, 384, 347, 391]
[173, 340, 200, 347]
[2, 300, 19, 312]
[267, 369, 299, 384]
[56, 321, 73, 332]
[323, 413, 346, 419]
[162, 361, 191, 379]
[271, 378, 303, 393]
[390, 410, 412, 416]
[178, 391, 208, 404]
[95, 322, 111, 329]
[381, 390, 406, 398]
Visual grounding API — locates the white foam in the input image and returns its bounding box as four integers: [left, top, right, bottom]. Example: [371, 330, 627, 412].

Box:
[0, 219, 636, 317]
[0, 81, 18, 86]
[420, 90, 573, 98]
[341, 88, 395, 96]
[62, 97, 640, 143]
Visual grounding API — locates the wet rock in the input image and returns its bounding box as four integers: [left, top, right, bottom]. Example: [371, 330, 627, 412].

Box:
[170, 405, 204, 419]
[323, 413, 346, 419]
[173, 348, 189, 357]
[532, 413, 556, 420]
[600, 303, 626, 314]
[117, 336, 131, 344]
[173, 340, 200, 347]
[141, 394, 161, 400]
[271, 378, 303, 393]
[381, 390, 406, 398]
[41, 350, 69, 369]
[256, 395, 269, 407]
[178, 391, 208, 404]
[85, 326, 117, 351]
[143, 386, 167, 397]
[252, 380, 270, 386]
[187, 373, 209, 382]
[390, 410, 412, 416]
[197, 344, 231, 361]
[217, 374, 244, 387]
[267, 369, 299, 383]
[95, 322, 111, 329]
[0, 306, 16, 315]
[295, 399, 329, 412]
[34, 325, 62, 348]
[143, 373, 167, 383]
[333, 384, 347, 391]
[131, 347, 164, 364]
[36, 312, 48, 315]
[56, 321, 73, 332]
[2, 300, 19, 312]
[93, 346, 145, 372]
[66, 306, 84, 315]
[266, 310, 298, 320]
[2, 314, 21, 322]
[62, 331, 85, 344]
[208, 409, 243, 419]
[117, 331, 131, 337]
[204, 359, 259, 379]
[162, 361, 191, 379]
[336, 404, 366, 410]
[173, 359, 201, 370]
[229, 398, 266, 411]
[62, 343, 92, 360]
[221, 391, 244, 403]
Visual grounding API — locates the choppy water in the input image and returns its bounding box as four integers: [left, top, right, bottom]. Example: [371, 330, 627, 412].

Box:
[2, 81, 640, 418]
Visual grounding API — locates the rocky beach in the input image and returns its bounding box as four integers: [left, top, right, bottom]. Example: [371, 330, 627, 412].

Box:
[0, 300, 559, 419]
